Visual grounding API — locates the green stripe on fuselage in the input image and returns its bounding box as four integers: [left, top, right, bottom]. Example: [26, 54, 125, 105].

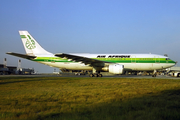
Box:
[32, 57, 176, 64]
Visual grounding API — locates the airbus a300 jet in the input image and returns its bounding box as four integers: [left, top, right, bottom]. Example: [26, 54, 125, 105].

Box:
[7, 31, 176, 77]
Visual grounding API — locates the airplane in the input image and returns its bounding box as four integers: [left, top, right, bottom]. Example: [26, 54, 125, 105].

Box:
[7, 31, 176, 77]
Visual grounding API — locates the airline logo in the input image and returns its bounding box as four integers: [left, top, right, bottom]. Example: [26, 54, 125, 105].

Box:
[21, 35, 36, 49]
[26, 39, 36, 49]
[97, 55, 130, 58]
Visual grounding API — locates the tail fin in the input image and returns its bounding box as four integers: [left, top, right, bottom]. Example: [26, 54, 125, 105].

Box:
[19, 31, 52, 56]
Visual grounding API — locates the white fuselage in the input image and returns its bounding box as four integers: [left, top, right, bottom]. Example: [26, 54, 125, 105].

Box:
[35, 53, 176, 71]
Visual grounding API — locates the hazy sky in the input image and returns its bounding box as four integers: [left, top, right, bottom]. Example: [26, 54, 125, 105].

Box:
[0, 0, 180, 73]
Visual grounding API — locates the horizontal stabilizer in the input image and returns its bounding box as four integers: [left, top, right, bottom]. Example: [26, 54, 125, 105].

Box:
[6, 52, 36, 59]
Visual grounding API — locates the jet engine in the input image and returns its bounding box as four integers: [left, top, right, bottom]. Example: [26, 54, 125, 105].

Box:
[102, 64, 124, 74]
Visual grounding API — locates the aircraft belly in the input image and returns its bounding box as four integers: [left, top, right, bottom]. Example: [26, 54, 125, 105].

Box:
[39, 62, 92, 70]
[122, 63, 175, 71]
[38, 61, 174, 71]
[64, 63, 92, 70]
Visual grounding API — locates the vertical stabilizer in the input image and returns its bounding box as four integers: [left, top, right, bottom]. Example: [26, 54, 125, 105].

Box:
[19, 31, 52, 56]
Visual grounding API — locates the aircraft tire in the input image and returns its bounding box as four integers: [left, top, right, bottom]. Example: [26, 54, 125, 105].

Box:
[89, 74, 94, 77]
[152, 74, 157, 77]
[94, 74, 98, 77]
[98, 74, 102, 77]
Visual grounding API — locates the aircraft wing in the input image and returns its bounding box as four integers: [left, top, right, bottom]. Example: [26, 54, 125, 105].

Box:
[6, 52, 36, 59]
[55, 53, 110, 67]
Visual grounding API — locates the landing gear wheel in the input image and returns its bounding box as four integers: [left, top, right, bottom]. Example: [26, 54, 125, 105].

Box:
[94, 74, 98, 77]
[89, 74, 94, 77]
[89, 73, 102, 77]
[98, 74, 102, 77]
[152, 74, 157, 77]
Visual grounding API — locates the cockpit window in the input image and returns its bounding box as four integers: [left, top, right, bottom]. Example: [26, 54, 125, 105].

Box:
[166, 58, 170, 60]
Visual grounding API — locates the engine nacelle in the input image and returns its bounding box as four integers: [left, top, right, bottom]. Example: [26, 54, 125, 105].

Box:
[102, 64, 124, 74]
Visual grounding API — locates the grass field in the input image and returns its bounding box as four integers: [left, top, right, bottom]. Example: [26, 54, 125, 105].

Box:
[0, 77, 180, 120]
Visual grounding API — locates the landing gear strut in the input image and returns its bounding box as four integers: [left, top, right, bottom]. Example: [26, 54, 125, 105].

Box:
[152, 70, 157, 77]
[89, 68, 103, 77]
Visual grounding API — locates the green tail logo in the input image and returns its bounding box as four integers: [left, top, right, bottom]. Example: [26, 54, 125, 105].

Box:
[26, 35, 36, 49]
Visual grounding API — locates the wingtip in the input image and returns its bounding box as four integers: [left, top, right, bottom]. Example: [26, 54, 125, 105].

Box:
[6, 52, 12, 54]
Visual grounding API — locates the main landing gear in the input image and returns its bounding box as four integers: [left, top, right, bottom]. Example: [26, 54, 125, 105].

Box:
[89, 68, 103, 77]
[152, 70, 157, 77]
[89, 73, 103, 77]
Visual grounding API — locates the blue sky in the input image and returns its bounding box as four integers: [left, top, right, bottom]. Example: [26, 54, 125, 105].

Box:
[0, 0, 180, 73]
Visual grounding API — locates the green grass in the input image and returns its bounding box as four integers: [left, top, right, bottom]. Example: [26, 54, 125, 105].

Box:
[0, 77, 180, 120]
